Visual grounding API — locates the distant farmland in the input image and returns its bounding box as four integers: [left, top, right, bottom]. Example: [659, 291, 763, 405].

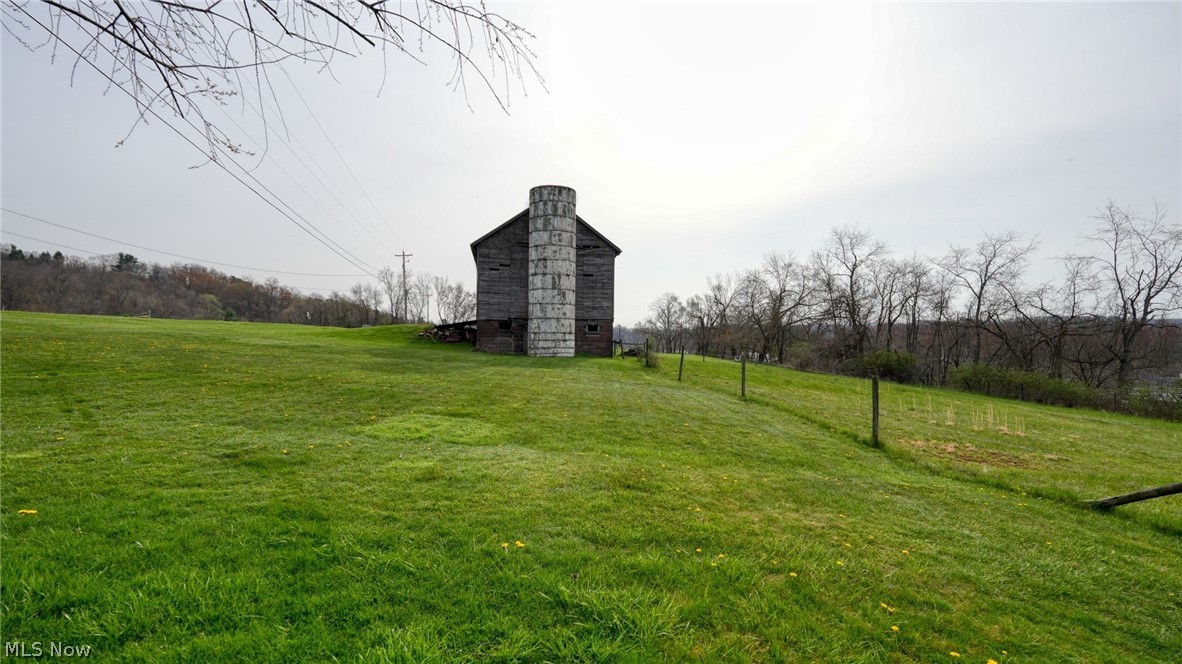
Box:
[2, 312, 1179, 662]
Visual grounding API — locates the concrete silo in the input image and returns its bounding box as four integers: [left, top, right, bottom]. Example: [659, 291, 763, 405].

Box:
[526, 185, 577, 357]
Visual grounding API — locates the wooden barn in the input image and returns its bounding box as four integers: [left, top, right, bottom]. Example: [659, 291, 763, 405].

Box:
[470, 186, 621, 357]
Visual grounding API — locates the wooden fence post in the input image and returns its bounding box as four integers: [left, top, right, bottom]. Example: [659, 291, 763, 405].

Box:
[872, 374, 880, 445]
[741, 354, 747, 399]
[1086, 481, 1182, 509]
[678, 348, 686, 382]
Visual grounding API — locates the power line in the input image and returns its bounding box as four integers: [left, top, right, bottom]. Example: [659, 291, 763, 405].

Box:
[207, 89, 401, 267]
[282, 74, 408, 251]
[1, 208, 369, 277]
[0, 230, 357, 294]
[17, 5, 381, 280]
[244, 76, 407, 258]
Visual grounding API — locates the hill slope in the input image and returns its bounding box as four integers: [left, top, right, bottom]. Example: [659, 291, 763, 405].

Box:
[2, 312, 1180, 662]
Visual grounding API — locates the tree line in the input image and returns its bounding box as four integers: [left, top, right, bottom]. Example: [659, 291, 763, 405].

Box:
[637, 200, 1181, 401]
[0, 246, 474, 328]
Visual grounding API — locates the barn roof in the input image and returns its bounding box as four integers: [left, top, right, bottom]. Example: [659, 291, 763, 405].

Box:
[470, 209, 623, 260]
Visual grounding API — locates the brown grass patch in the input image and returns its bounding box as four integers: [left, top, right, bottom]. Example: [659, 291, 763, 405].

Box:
[894, 438, 1037, 469]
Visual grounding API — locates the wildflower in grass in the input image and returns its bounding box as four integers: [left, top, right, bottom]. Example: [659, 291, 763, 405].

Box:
[716, 553, 725, 559]
[17, 509, 37, 516]
[771, 559, 778, 565]
[880, 602, 895, 613]
[890, 625, 899, 632]
[282, 449, 289, 455]
[902, 549, 910, 555]
[843, 542, 852, 548]
[501, 542, 509, 551]
[836, 560, 844, 566]
[987, 660, 998, 664]
[949, 652, 960, 658]
[789, 572, 797, 578]
[515, 540, 525, 548]
[695, 548, 702, 553]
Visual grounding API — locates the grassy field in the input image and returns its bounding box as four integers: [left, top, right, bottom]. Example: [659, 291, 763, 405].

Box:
[1, 312, 1179, 662]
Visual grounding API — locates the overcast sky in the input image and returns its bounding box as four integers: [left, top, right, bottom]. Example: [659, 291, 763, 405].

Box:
[3, 2, 1180, 325]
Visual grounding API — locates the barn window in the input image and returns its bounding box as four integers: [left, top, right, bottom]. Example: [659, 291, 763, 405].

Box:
[584, 324, 601, 336]
[583, 273, 594, 278]
[498, 320, 512, 331]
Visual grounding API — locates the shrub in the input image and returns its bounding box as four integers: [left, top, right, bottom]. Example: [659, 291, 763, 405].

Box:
[842, 350, 919, 383]
[948, 364, 1098, 409]
[1123, 380, 1182, 422]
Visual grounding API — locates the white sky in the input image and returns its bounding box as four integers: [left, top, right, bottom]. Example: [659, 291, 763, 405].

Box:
[2, 2, 1180, 325]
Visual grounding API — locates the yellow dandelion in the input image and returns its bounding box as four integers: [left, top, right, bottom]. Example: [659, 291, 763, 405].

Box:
[880, 602, 895, 613]
[501, 542, 509, 550]
[17, 509, 38, 516]
[902, 549, 910, 555]
[789, 572, 798, 577]
[695, 507, 701, 512]
[308, 444, 315, 449]
[836, 560, 844, 566]
[891, 625, 899, 632]
[695, 548, 702, 553]
[949, 652, 960, 658]
[515, 540, 525, 548]
[282, 449, 289, 454]
[987, 660, 999, 664]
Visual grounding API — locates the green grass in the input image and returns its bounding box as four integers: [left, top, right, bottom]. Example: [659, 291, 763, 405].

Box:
[2, 312, 1179, 662]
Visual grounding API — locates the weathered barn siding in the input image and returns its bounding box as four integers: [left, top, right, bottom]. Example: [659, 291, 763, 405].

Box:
[574, 221, 615, 356]
[473, 211, 529, 353]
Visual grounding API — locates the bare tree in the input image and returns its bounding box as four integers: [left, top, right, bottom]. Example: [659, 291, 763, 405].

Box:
[432, 274, 474, 324]
[4, 1, 543, 154]
[410, 273, 433, 322]
[377, 266, 399, 322]
[1085, 201, 1182, 387]
[935, 230, 1037, 365]
[738, 253, 816, 363]
[869, 257, 908, 351]
[898, 257, 933, 356]
[815, 224, 888, 358]
[647, 292, 688, 353]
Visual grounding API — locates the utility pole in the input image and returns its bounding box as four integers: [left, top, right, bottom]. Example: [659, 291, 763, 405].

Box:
[396, 251, 412, 322]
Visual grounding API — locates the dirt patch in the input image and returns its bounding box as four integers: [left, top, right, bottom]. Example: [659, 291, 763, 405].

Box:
[895, 438, 1038, 469]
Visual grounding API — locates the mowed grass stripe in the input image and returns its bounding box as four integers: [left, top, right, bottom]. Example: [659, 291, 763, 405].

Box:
[2, 312, 1179, 662]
